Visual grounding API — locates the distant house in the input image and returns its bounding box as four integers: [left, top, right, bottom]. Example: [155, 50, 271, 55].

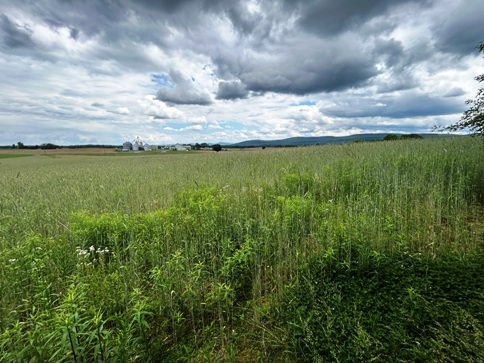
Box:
[171, 144, 191, 151]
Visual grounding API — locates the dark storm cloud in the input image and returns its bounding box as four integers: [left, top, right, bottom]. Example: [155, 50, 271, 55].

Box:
[202, 1, 437, 96]
[376, 74, 419, 93]
[237, 42, 379, 95]
[131, 0, 194, 13]
[124, 0, 385, 94]
[5, 0, 172, 49]
[223, 3, 269, 37]
[216, 81, 248, 100]
[4, 0, 479, 95]
[0, 14, 35, 48]
[287, 0, 430, 36]
[240, 61, 377, 95]
[69, 27, 80, 40]
[443, 87, 465, 98]
[432, 0, 484, 55]
[129, 0, 243, 19]
[373, 38, 405, 68]
[13, 0, 121, 40]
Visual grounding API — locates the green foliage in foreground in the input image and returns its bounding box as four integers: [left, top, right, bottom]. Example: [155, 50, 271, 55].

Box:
[0, 138, 483, 361]
[288, 253, 484, 362]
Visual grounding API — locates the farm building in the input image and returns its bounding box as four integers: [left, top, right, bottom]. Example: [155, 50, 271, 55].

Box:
[171, 144, 191, 151]
[122, 139, 151, 151]
[122, 141, 132, 151]
[132, 140, 140, 151]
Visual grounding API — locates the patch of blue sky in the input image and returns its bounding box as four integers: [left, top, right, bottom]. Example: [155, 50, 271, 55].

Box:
[290, 100, 316, 106]
[151, 73, 175, 88]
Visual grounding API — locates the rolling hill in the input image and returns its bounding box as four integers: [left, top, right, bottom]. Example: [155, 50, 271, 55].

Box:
[227, 133, 455, 148]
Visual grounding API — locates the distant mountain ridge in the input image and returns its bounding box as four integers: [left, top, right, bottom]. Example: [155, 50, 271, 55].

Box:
[227, 133, 454, 147]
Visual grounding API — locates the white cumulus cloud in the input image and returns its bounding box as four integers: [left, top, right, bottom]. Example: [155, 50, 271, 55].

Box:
[137, 95, 184, 119]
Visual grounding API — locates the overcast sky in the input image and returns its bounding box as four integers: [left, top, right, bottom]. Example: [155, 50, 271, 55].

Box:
[1, 0, 483, 145]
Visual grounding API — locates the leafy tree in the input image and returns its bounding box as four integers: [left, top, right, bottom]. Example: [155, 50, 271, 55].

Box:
[17, 142, 25, 149]
[40, 143, 59, 150]
[212, 144, 222, 152]
[383, 134, 400, 141]
[444, 42, 484, 136]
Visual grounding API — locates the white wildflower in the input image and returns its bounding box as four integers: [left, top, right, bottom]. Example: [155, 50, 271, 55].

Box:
[95, 247, 110, 254]
[77, 248, 88, 257]
[9, 258, 17, 263]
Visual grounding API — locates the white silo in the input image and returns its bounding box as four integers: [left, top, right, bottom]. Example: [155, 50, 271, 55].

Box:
[122, 141, 132, 151]
[132, 140, 139, 151]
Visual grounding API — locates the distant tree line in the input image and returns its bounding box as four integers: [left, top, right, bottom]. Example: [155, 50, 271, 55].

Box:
[382, 134, 423, 141]
[192, 143, 223, 152]
[192, 143, 210, 150]
[0, 142, 39, 150]
[1, 142, 121, 150]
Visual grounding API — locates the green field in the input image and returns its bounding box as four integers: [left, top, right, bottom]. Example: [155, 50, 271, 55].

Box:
[0, 154, 33, 159]
[1, 138, 483, 362]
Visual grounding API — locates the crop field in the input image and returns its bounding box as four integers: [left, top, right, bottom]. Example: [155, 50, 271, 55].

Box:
[1, 137, 483, 362]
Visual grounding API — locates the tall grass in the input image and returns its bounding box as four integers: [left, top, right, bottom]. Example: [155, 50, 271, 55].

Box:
[0, 137, 483, 361]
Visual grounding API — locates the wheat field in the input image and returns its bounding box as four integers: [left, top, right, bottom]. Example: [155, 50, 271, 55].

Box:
[1, 137, 483, 362]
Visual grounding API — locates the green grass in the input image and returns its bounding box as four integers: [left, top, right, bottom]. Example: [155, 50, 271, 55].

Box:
[43, 150, 204, 157]
[0, 153, 33, 159]
[0, 137, 483, 361]
[287, 252, 484, 362]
